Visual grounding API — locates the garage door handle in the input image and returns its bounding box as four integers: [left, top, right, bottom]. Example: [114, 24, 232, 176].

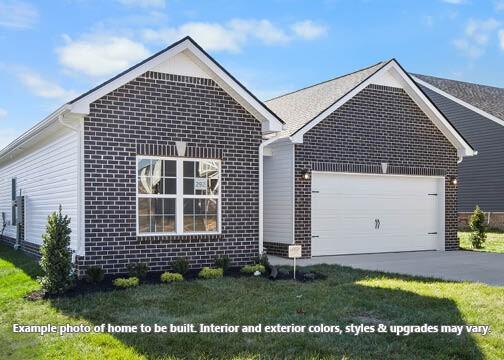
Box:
[311, 235, 319, 238]
[428, 232, 437, 234]
[312, 190, 319, 194]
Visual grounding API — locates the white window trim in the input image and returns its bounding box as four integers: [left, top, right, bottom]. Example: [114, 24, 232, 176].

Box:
[136, 155, 222, 237]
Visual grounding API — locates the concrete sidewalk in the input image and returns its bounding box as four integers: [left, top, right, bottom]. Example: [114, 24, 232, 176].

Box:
[269, 251, 504, 286]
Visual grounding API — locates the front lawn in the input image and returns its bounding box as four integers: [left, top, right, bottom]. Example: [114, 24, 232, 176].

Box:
[1, 243, 503, 359]
[459, 231, 504, 253]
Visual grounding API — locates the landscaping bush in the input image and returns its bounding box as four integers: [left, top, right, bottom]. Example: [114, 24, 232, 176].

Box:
[113, 277, 139, 288]
[161, 272, 183, 283]
[127, 262, 148, 279]
[38, 206, 74, 294]
[253, 253, 270, 270]
[172, 257, 189, 275]
[214, 255, 231, 272]
[85, 266, 104, 284]
[241, 264, 266, 274]
[469, 205, 487, 249]
[198, 267, 223, 279]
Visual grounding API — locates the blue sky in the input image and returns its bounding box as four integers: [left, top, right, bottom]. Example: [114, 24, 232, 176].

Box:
[1, 0, 504, 148]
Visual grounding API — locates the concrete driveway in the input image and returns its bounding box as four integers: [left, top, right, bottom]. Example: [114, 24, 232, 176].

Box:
[269, 251, 504, 286]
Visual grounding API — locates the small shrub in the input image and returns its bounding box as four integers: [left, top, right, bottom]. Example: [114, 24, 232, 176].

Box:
[214, 255, 231, 272]
[198, 267, 223, 279]
[161, 272, 183, 283]
[241, 264, 266, 274]
[113, 277, 139, 288]
[85, 266, 105, 283]
[127, 262, 148, 279]
[253, 253, 270, 270]
[469, 205, 487, 249]
[172, 257, 189, 275]
[39, 206, 74, 294]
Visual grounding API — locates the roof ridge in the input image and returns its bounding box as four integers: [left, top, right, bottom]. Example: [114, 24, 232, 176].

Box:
[414, 73, 504, 92]
[265, 60, 386, 102]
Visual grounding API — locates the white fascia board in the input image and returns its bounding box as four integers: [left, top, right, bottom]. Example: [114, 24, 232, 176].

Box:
[290, 61, 476, 157]
[389, 63, 476, 157]
[412, 76, 504, 128]
[70, 39, 284, 133]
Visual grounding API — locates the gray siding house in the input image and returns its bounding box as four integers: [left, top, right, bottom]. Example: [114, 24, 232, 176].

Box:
[413, 75, 504, 230]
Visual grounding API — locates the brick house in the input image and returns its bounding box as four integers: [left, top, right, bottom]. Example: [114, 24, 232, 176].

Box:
[0, 38, 475, 274]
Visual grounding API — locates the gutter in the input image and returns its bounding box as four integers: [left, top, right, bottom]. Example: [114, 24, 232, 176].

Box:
[0, 104, 71, 163]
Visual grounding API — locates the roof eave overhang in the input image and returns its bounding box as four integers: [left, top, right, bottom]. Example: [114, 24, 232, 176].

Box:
[289, 60, 476, 157]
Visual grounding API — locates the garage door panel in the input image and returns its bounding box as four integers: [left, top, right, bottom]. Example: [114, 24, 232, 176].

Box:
[311, 173, 442, 256]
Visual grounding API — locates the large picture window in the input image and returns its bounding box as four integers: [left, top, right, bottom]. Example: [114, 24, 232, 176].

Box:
[136, 156, 221, 235]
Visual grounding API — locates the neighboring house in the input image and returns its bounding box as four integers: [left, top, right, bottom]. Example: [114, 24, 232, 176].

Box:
[412, 75, 504, 230]
[0, 37, 284, 274]
[0, 38, 477, 271]
[263, 60, 475, 257]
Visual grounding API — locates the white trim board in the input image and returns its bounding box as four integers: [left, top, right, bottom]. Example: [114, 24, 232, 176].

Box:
[412, 76, 504, 128]
[289, 60, 476, 158]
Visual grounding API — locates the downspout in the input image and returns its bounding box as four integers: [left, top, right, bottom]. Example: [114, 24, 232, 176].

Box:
[259, 135, 281, 254]
[58, 114, 85, 259]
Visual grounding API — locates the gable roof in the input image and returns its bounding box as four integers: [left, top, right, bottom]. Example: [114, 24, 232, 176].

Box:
[0, 36, 285, 163]
[265, 61, 386, 136]
[413, 74, 504, 127]
[265, 60, 475, 158]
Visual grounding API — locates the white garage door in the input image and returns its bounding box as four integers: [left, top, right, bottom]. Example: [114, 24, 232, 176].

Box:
[311, 172, 444, 256]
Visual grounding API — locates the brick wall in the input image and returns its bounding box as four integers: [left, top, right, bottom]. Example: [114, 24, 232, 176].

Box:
[293, 84, 458, 257]
[0, 235, 40, 257]
[77, 71, 263, 276]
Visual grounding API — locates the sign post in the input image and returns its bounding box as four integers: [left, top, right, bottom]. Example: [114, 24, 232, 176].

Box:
[288, 245, 302, 280]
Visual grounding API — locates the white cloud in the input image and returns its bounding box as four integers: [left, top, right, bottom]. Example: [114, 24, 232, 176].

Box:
[453, 18, 501, 59]
[17, 70, 78, 101]
[0, 107, 7, 119]
[0, 0, 38, 29]
[56, 34, 150, 77]
[499, 29, 504, 50]
[143, 18, 326, 52]
[115, 0, 166, 8]
[291, 20, 328, 40]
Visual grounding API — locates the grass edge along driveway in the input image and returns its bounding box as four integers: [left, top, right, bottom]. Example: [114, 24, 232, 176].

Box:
[1, 243, 503, 359]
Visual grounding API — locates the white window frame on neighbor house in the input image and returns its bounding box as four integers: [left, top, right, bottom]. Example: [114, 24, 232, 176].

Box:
[136, 155, 222, 236]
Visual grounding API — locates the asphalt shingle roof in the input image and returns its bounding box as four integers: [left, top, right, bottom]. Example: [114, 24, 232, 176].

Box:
[265, 61, 387, 136]
[414, 74, 504, 122]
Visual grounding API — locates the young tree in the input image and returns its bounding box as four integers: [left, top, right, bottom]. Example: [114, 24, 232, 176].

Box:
[39, 206, 74, 294]
[469, 205, 487, 249]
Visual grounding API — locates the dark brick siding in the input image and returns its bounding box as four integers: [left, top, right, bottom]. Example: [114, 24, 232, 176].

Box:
[272, 84, 458, 257]
[77, 71, 262, 276]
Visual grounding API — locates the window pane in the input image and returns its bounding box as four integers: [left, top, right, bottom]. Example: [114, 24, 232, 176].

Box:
[151, 159, 163, 178]
[183, 178, 194, 195]
[184, 199, 194, 213]
[163, 178, 176, 194]
[151, 176, 162, 194]
[163, 216, 175, 232]
[163, 198, 175, 215]
[138, 175, 151, 194]
[205, 215, 218, 231]
[209, 178, 219, 195]
[151, 198, 163, 215]
[138, 159, 151, 177]
[138, 198, 151, 216]
[163, 160, 176, 177]
[194, 199, 205, 214]
[139, 216, 151, 233]
[206, 199, 218, 214]
[154, 215, 164, 232]
[194, 216, 206, 232]
[184, 215, 194, 232]
[184, 161, 195, 177]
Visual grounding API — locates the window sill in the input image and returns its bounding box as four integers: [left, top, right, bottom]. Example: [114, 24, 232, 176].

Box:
[136, 232, 223, 243]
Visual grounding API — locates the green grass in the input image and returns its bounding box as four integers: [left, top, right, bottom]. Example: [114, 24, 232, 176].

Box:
[459, 231, 504, 253]
[1, 243, 503, 359]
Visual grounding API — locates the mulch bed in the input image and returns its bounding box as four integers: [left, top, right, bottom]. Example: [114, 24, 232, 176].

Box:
[24, 265, 326, 300]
